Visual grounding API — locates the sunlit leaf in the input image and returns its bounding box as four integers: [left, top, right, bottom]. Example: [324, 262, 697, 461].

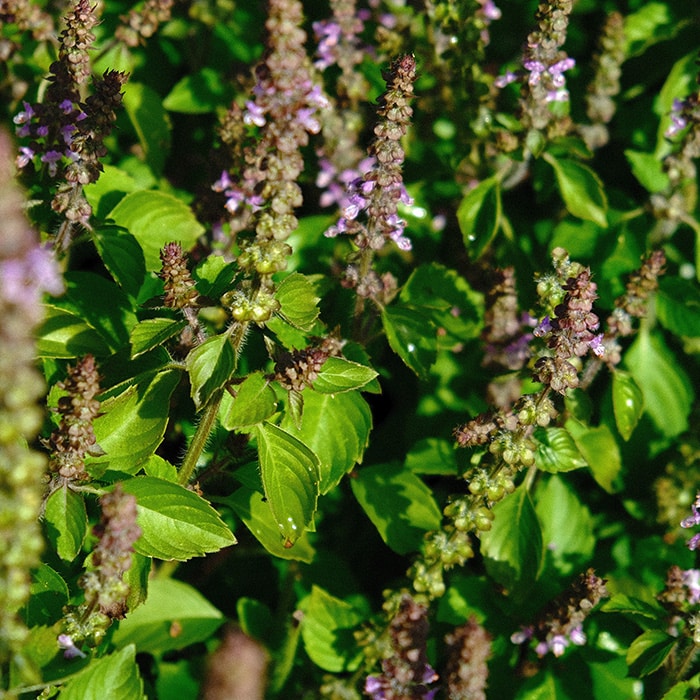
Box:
[220, 372, 278, 429]
[186, 334, 236, 409]
[312, 357, 378, 394]
[43, 486, 87, 563]
[457, 176, 501, 258]
[534, 427, 588, 473]
[611, 370, 644, 441]
[381, 305, 437, 379]
[275, 272, 320, 330]
[627, 630, 677, 677]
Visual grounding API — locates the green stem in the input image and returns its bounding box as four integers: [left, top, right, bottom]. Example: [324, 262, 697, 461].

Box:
[178, 389, 222, 487]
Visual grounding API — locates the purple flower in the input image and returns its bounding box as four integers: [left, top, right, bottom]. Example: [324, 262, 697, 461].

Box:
[243, 100, 266, 127]
[495, 71, 519, 89]
[57, 634, 86, 659]
[534, 315, 552, 337]
[16, 146, 35, 169]
[41, 149, 64, 177]
[681, 569, 700, 604]
[587, 333, 605, 357]
[681, 493, 700, 550]
[666, 99, 688, 138]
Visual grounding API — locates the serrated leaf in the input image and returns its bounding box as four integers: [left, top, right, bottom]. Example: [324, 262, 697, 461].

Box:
[26, 564, 69, 627]
[536, 475, 595, 576]
[255, 422, 320, 547]
[350, 462, 442, 555]
[544, 154, 608, 228]
[84, 164, 138, 219]
[457, 176, 501, 258]
[142, 454, 178, 482]
[223, 487, 315, 563]
[566, 420, 622, 494]
[274, 272, 320, 330]
[627, 630, 677, 677]
[92, 225, 146, 298]
[36, 304, 111, 359]
[219, 372, 277, 429]
[186, 334, 236, 410]
[112, 579, 224, 655]
[129, 318, 187, 358]
[60, 645, 144, 700]
[656, 277, 700, 337]
[481, 484, 543, 592]
[312, 357, 378, 394]
[624, 329, 694, 438]
[193, 255, 237, 299]
[43, 486, 87, 563]
[299, 586, 364, 673]
[601, 593, 666, 620]
[280, 390, 372, 494]
[108, 190, 204, 271]
[121, 476, 236, 561]
[534, 427, 588, 473]
[122, 82, 171, 176]
[381, 305, 437, 379]
[163, 67, 231, 113]
[89, 371, 180, 474]
[405, 438, 459, 475]
[612, 370, 644, 441]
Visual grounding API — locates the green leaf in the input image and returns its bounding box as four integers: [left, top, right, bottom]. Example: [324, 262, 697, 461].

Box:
[481, 484, 543, 591]
[89, 371, 180, 475]
[108, 190, 204, 271]
[112, 579, 224, 655]
[186, 334, 236, 410]
[280, 389, 372, 494]
[91, 225, 146, 299]
[193, 255, 237, 299]
[627, 629, 677, 677]
[534, 427, 588, 473]
[121, 476, 236, 561]
[274, 272, 320, 331]
[220, 372, 278, 429]
[60, 645, 144, 700]
[36, 304, 111, 359]
[381, 305, 437, 379]
[623, 3, 673, 57]
[26, 564, 69, 627]
[223, 487, 315, 563]
[601, 593, 666, 621]
[624, 329, 694, 438]
[255, 422, 320, 547]
[142, 454, 179, 482]
[612, 370, 644, 441]
[405, 438, 459, 475]
[312, 357, 378, 394]
[624, 150, 669, 194]
[536, 475, 595, 576]
[299, 586, 364, 673]
[656, 277, 700, 337]
[43, 486, 87, 563]
[84, 164, 138, 219]
[457, 176, 501, 258]
[163, 67, 231, 113]
[544, 154, 608, 228]
[237, 597, 273, 642]
[566, 420, 622, 494]
[400, 263, 483, 346]
[350, 463, 442, 555]
[129, 317, 187, 358]
[122, 82, 171, 176]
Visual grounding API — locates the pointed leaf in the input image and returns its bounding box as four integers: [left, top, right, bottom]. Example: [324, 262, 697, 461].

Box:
[91, 225, 146, 298]
[26, 565, 69, 627]
[627, 630, 677, 677]
[108, 190, 204, 271]
[566, 419, 622, 494]
[43, 486, 87, 563]
[121, 476, 236, 561]
[405, 438, 459, 475]
[255, 422, 320, 546]
[457, 176, 501, 258]
[534, 427, 588, 473]
[84, 164, 138, 219]
[163, 67, 231, 114]
[601, 593, 666, 621]
[350, 463, 442, 555]
[312, 357, 378, 394]
[624, 150, 669, 194]
[299, 586, 364, 672]
[112, 578, 224, 655]
[223, 487, 315, 563]
[275, 272, 320, 330]
[656, 277, 700, 337]
[612, 370, 644, 440]
[186, 334, 236, 410]
[60, 645, 144, 700]
[481, 484, 543, 591]
[280, 389, 372, 494]
[544, 154, 608, 228]
[36, 304, 111, 359]
[220, 372, 278, 429]
[624, 329, 694, 438]
[129, 317, 187, 358]
[89, 370, 180, 474]
[381, 305, 437, 379]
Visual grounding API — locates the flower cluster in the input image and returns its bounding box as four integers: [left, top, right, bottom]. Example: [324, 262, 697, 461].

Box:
[681, 493, 700, 551]
[272, 337, 343, 394]
[61, 485, 141, 655]
[495, 0, 575, 134]
[364, 594, 438, 700]
[0, 128, 62, 666]
[443, 616, 492, 700]
[511, 569, 608, 659]
[579, 12, 625, 150]
[45, 354, 103, 484]
[115, 0, 174, 47]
